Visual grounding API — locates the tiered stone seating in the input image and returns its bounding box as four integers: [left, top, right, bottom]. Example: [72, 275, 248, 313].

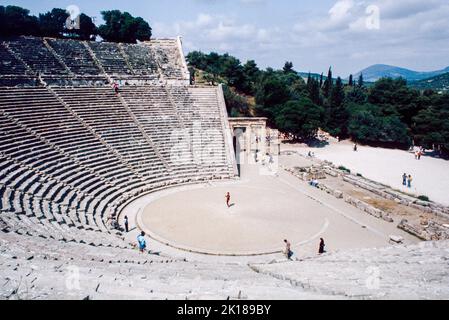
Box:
[6, 36, 69, 76]
[148, 39, 186, 80]
[0, 36, 237, 280]
[121, 43, 159, 79]
[0, 44, 28, 75]
[46, 38, 109, 86]
[1, 36, 190, 85]
[0, 231, 319, 300]
[52, 87, 169, 183]
[87, 41, 133, 76]
[185, 86, 233, 174]
[0, 84, 235, 234]
[119, 86, 200, 178]
[46, 38, 101, 75]
[0, 43, 39, 87]
[0, 88, 150, 228]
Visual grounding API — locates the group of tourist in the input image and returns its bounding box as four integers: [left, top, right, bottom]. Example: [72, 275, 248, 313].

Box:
[307, 151, 315, 158]
[414, 147, 424, 160]
[283, 238, 326, 260]
[402, 173, 413, 188]
[309, 178, 319, 187]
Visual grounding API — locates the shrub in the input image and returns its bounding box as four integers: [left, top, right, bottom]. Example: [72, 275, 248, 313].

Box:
[418, 195, 430, 202]
[338, 165, 350, 173]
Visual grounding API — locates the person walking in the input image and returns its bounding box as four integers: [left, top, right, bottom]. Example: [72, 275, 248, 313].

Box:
[137, 231, 146, 253]
[283, 239, 293, 260]
[353, 143, 358, 152]
[318, 238, 325, 254]
[113, 82, 119, 95]
[124, 215, 129, 233]
[407, 174, 413, 188]
[225, 192, 231, 208]
[402, 173, 407, 186]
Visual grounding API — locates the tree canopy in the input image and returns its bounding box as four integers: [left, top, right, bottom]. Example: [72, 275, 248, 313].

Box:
[0, 5, 153, 42]
[98, 10, 151, 43]
[0, 5, 97, 39]
[0, 5, 40, 36]
[186, 50, 449, 153]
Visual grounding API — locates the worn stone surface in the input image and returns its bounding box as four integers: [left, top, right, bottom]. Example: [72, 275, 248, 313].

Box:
[252, 240, 449, 299]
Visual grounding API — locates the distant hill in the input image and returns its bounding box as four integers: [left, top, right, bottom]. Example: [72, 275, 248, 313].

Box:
[409, 72, 449, 92]
[353, 64, 449, 82]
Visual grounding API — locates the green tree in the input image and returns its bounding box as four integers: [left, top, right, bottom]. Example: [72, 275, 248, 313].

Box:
[255, 71, 291, 121]
[243, 60, 260, 82]
[348, 74, 353, 86]
[0, 5, 40, 36]
[66, 13, 97, 40]
[186, 51, 208, 70]
[413, 93, 449, 152]
[221, 54, 245, 88]
[358, 73, 364, 87]
[327, 77, 348, 137]
[307, 76, 321, 105]
[347, 103, 410, 145]
[38, 8, 69, 38]
[323, 67, 333, 98]
[368, 77, 420, 127]
[98, 10, 151, 43]
[274, 98, 324, 140]
[223, 85, 250, 117]
[283, 61, 294, 74]
[345, 85, 367, 105]
[242, 60, 260, 94]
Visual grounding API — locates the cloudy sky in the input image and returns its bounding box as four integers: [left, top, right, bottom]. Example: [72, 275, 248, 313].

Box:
[3, 0, 449, 77]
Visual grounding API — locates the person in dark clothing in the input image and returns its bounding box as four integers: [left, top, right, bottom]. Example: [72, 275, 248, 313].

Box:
[113, 82, 119, 95]
[225, 192, 231, 208]
[402, 173, 407, 186]
[318, 238, 325, 254]
[284, 239, 293, 259]
[124, 215, 129, 233]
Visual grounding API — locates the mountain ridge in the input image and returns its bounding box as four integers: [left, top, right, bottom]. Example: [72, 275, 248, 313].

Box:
[353, 64, 449, 82]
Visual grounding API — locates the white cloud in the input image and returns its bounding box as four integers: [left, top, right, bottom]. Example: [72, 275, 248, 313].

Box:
[154, 1, 449, 76]
[153, 12, 281, 63]
[329, 0, 354, 21]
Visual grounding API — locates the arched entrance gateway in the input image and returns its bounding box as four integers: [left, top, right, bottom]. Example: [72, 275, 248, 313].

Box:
[228, 117, 280, 176]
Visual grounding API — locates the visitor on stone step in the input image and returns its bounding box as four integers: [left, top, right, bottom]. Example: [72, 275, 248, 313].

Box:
[225, 192, 231, 208]
[137, 231, 146, 253]
[113, 82, 119, 95]
[124, 215, 129, 233]
[402, 173, 407, 186]
[318, 238, 325, 254]
[407, 174, 413, 188]
[284, 239, 293, 260]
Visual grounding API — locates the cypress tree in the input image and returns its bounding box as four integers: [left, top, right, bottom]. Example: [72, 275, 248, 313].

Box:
[323, 67, 333, 98]
[358, 73, 364, 87]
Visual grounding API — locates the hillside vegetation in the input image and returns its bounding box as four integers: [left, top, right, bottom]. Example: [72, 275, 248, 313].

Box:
[410, 72, 449, 92]
[186, 51, 449, 155]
